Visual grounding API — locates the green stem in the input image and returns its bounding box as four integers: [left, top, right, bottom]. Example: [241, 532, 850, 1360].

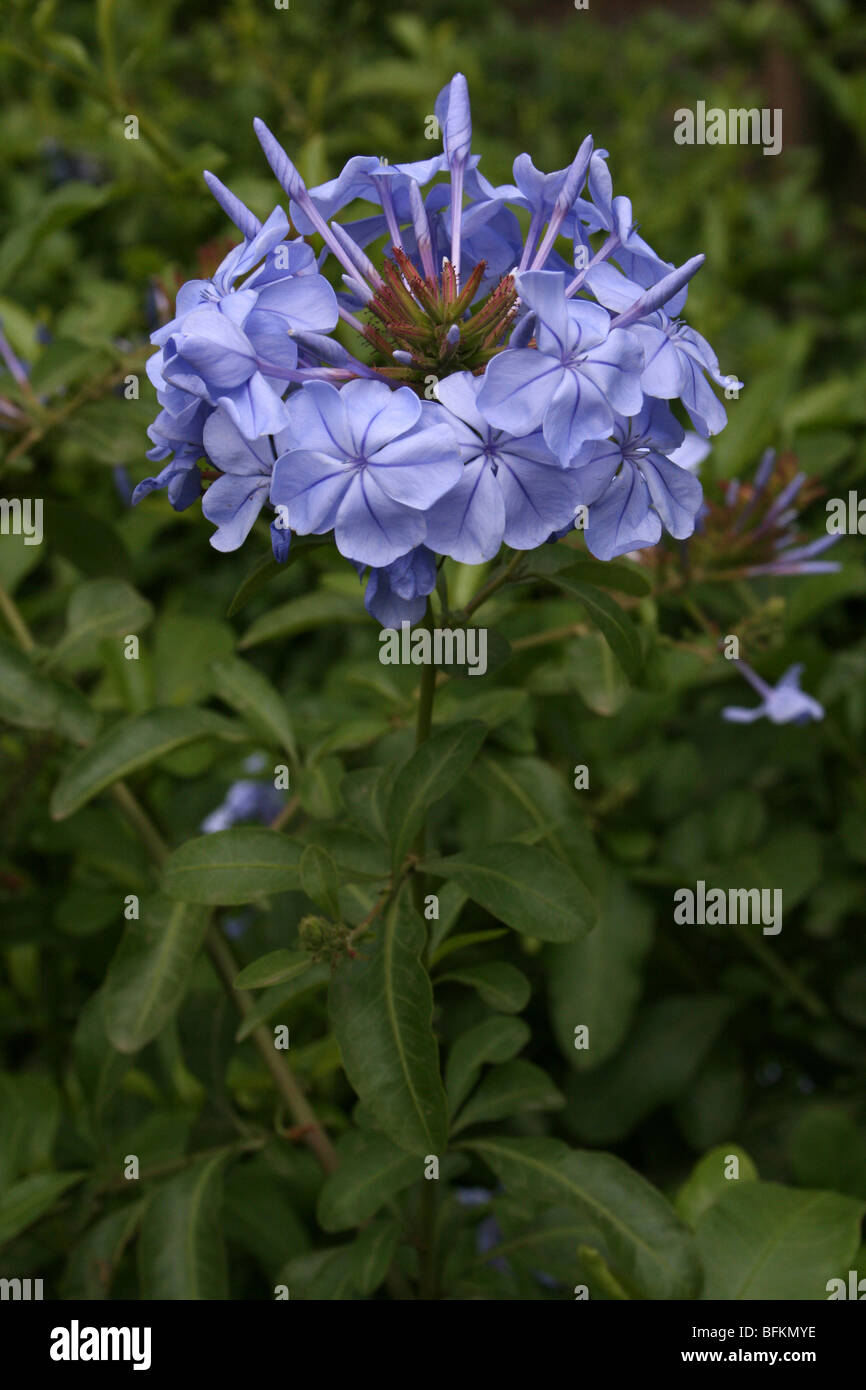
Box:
[0, 582, 36, 652]
[462, 549, 525, 618]
[110, 783, 169, 865]
[411, 601, 437, 917]
[730, 922, 827, 1020]
[206, 928, 339, 1174]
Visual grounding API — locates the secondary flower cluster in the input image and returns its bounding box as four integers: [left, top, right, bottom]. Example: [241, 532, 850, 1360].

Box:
[138, 74, 740, 624]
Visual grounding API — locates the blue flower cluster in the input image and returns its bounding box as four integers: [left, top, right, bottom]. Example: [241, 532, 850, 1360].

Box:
[138, 74, 740, 624]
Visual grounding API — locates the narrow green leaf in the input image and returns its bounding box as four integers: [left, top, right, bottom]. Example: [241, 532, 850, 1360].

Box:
[50, 707, 245, 819]
[529, 550, 652, 596]
[299, 844, 341, 918]
[240, 591, 366, 648]
[234, 964, 329, 1042]
[348, 1218, 401, 1297]
[547, 575, 642, 679]
[0, 1172, 86, 1249]
[163, 828, 301, 905]
[234, 950, 311, 990]
[436, 961, 530, 1013]
[452, 1061, 564, 1134]
[386, 720, 486, 868]
[330, 887, 448, 1155]
[317, 1136, 419, 1232]
[138, 1154, 228, 1299]
[467, 1136, 701, 1300]
[102, 895, 210, 1052]
[423, 842, 595, 942]
[211, 655, 297, 762]
[446, 1016, 530, 1116]
[226, 538, 328, 617]
[430, 928, 507, 966]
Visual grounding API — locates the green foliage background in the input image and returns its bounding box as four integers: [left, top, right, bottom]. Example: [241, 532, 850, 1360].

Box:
[0, 0, 865, 1300]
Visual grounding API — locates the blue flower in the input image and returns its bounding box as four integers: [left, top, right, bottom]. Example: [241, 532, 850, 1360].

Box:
[356, 545, 438, 627]
[201, 778, 286, 833]
[141, 71, 738, 605]
[150, 203, 338, 442]
[200, 409, 294, 553]
[570, 400, 704, 559]
[477, 270, 644, 461]
[722, 663, 824, 726]
[269, 380, 460, 567]
[424, 371, 584, 561]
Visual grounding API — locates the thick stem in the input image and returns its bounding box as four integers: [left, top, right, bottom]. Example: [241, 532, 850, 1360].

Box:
[206, 928, 339, 1174]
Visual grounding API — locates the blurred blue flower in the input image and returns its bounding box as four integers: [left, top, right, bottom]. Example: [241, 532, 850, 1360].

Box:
[722, 662, 824, 726]
[201, 777, 285, 833]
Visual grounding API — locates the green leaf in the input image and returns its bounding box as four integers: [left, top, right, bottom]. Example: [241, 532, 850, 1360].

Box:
[348, 1218, 401, 1296]
[436, 961, 531, 1013]
[138, 1154, 228, 1299]
[696, 1183, 865, 1300]
[240, 591, 366, 648]
[47, 578, 153, 669]
[423, 842, 595, 942]
[0, 1172, 86, 1249]
[163, 828, 302, 905]
[452, 1060, 564, 1134]
[675, 1146, 759, 1228]
[0, 183, 114, 290]
[152, 615, 235, 706]
[211, 655, 297, 762]
[41, 501, 131, 578]
[386, 720, 486, 868]
[430, 928, 507, 966]
[568, 632, 631, 716]
[788, 1107, 866, 1200]
[102, 895, 210, 1052]
[299, 844, 341, 918]
[467, 1136, 700, 1300]
[0, 1075, 60, 1192]
[0, 637, 100, 744]
[329, 888, 448, 1155]
[548, 872, 653, 1073]
[317, 1135, 418, 1231]
[233, 950, 311, 990]
[529, 551, 652, 597]
[50, 707, 245, 819]
[446, 1016, 531, 1116]
[234, 964, 329, 1042]
[563, 995, 735, 1144]
[226, 538, 328, 617]
[546, 575, 643, 679]
[60, 1203, 145, 1299]
[73, 991, 133, 1118]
